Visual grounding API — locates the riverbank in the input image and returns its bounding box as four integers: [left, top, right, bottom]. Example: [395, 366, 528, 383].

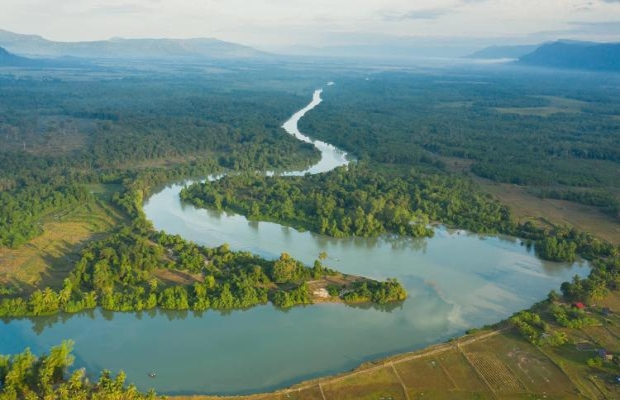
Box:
[174, 290, 620, 400]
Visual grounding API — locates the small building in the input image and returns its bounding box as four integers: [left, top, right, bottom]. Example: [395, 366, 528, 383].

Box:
[602, 307, 611, 316]
[598, 349, 614, 361]
[572, 302, 586, 310]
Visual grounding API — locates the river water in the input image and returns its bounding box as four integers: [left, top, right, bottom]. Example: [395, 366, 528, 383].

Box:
[0, 87, 588, 395]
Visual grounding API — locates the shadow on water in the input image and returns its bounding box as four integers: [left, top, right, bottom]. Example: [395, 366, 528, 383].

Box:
[311, 231, 429, 253]
[343, 300, 406, 313]
[26, 309, 97, 335]
[13, 295, 410, 336]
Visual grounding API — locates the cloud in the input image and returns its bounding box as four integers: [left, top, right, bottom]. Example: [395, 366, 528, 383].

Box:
[91, 4, 153, 14]
[1, 0, 620, 49]
[383, 8, 451, 21]
[568, 20, 620, 34]
[526, 20, 620, 42]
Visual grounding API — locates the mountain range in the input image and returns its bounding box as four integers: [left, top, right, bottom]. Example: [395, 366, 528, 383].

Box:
[518, 40, 620, 72]
[467, 40, 620, 72]
[0, 29, 267, 60]
[2, 29, 619, 73]
[466, 44, 540, 60]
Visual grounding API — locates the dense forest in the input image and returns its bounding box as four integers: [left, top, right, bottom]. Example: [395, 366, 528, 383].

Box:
[0, 74, 323, 249]
[181, 163, 513, 237]
[298, 70, 620, 220]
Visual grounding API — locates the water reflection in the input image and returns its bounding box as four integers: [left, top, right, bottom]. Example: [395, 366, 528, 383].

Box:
[343, 300, 406, 313]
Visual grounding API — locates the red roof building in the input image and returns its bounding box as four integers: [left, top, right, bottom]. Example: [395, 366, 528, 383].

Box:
[573, 302, 585, 310]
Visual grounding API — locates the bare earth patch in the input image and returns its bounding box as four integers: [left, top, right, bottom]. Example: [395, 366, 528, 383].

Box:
[152, 269, 204, 286]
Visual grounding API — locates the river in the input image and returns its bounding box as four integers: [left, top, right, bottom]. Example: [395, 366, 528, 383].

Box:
[0, 86, 588, 395]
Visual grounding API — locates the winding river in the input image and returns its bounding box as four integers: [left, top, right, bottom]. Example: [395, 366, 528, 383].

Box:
[0, 86, 588, 395]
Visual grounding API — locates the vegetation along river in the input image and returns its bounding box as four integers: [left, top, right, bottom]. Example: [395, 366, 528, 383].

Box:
[0, 86, 588, 395]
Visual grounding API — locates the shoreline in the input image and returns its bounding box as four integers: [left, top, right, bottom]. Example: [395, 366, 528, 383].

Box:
[170, 327, 506, 399]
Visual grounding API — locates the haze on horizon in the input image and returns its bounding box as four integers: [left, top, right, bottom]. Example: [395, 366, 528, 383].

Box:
[2, 0, 620, 55]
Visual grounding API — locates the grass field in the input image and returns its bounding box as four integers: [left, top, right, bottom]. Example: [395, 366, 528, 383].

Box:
[437, 154, 620, 245]
[174, 291, 620, 400]
[494, 96, 586, 117]
[479, 180, 620, 245]
[0, 185, 125, 293]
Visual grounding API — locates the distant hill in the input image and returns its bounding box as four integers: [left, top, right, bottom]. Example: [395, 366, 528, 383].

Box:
[0, 46, 35, 66]
[466, 44, 540, 60]
[0, 45, 92, 68]
[0, 29, 268, 60]
[519, 40, 620, 72]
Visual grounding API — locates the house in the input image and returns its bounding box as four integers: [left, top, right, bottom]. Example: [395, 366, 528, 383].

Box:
[602, 307, 611, 316]
[598, 349, 614, 361]
[572, 302, 586, 310]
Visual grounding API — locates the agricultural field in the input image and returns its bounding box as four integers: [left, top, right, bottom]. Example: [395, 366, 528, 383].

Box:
[494, 95, 586, 117]
[435, 156, 620, 245]
[0, 185, 125, 293]
[478, 180, 620, 246]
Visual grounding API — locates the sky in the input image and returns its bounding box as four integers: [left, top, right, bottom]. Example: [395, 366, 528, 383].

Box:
[2, 0, 620, 52]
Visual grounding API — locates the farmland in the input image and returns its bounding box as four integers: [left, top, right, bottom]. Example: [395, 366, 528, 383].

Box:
[0, 185, 125, 293]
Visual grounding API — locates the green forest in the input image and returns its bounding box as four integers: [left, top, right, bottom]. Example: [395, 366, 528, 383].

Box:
[180, 163, 513, 237]
[299, 71, 620, 220]
[0, 74, 322, 250]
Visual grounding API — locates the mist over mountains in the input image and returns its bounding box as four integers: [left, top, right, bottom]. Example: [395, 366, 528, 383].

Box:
[466, 44, 540, 60]
[465, 40, 620, 72]
[1, 29, 619, 73]
[0, 45, 30, 65]
[518, 40, 620, 72]
[0, 29, 267, 60]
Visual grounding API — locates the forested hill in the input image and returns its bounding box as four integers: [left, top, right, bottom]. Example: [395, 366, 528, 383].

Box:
[519, 41, 620, 72]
